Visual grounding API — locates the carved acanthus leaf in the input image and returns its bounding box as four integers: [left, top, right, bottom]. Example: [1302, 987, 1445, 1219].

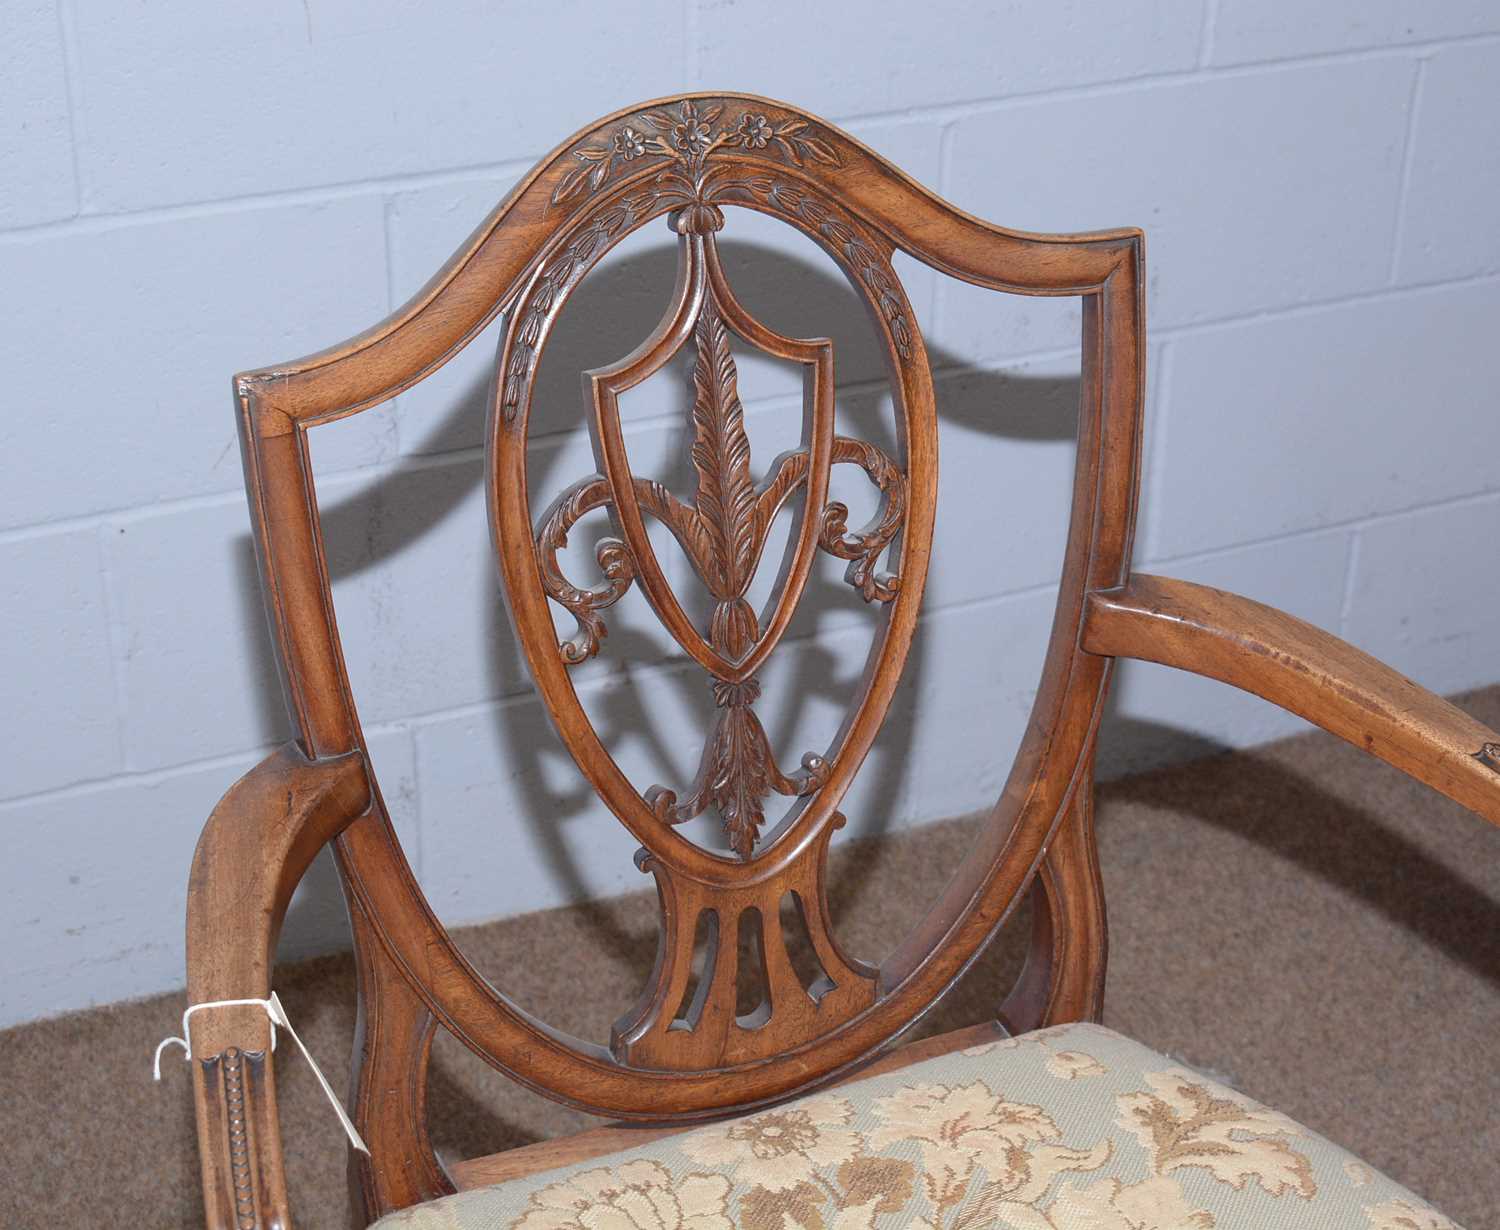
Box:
[646, 678, 831, 857]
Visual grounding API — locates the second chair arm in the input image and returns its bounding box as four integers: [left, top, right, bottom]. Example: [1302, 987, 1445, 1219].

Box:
[184, 742, 370, 1230]
[1082, 574, 1500, 831]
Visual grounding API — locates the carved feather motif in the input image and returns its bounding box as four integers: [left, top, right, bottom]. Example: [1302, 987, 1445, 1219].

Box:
[688, 301, 759, 605]
[531, 231, 909, 858]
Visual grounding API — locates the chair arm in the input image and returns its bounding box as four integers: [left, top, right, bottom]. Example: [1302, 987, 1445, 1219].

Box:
[185, 743, 370, 1230]
[1082, 574, 1500, 831]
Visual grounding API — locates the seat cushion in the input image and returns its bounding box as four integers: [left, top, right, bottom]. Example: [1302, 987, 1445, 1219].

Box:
[373, 1022, 1460, 1228]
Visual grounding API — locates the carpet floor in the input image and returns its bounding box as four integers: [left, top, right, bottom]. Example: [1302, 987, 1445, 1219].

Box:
[4, 687, 1498, 1228]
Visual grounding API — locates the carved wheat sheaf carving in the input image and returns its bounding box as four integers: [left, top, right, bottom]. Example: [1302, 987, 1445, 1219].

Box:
[648, 679, 830, 858]
[637, 301, 835, 856]
[688, 301, 760, 638]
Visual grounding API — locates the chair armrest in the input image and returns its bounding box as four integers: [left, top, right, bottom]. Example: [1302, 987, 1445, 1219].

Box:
[1082, 574, 1500, 830]
[185, 743, 369, 1230]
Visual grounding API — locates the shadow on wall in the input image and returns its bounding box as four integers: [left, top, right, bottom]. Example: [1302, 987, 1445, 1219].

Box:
[239, 235, 1103, 963]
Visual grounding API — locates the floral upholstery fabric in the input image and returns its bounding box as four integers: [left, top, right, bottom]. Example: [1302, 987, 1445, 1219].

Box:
[372, 1022, 1460, 1229]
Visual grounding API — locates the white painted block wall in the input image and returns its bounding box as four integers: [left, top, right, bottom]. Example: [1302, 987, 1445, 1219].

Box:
[3, 2, 1498, 1028]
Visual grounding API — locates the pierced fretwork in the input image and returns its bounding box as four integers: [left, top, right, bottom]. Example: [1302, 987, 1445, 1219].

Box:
[534, 221, 907, 857]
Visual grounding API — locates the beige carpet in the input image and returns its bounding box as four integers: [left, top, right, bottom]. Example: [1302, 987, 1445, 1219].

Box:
[4, 688, 1498, 1228]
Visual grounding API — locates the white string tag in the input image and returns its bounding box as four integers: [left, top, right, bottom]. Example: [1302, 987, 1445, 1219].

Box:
[153, 992, 369, 1155]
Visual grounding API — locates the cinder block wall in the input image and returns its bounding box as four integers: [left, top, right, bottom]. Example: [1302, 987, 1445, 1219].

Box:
[4, 3, 1498, 1027]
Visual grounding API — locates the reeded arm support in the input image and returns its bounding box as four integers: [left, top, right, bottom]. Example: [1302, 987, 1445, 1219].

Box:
[1082, 574, 1500, 830]
[185, 744, 369, 1230]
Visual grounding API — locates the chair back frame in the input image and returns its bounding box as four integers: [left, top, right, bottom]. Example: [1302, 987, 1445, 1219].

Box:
[230, 92, 1143, 1217]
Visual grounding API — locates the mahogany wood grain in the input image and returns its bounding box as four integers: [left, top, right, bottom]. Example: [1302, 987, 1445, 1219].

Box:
[238, 95, 1135, 429]
[1082, 575, 1500, 830]
[346, 889, 455, 1218]
[215, 90, 1136, 1213]
[184, 745, 369, 1230]
[998, 776, 1108, 1036]
[237, 94, 1139, 1163]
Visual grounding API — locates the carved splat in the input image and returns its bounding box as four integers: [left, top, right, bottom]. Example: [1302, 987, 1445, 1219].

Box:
[483, 101, 942, 1082]
[614, 815, 878, 1070]
[534, 214, 907, 857]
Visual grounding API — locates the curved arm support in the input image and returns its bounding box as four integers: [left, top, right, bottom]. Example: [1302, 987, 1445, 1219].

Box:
[1082, 575, 1500, 830]
[185, 743, 370, 1230]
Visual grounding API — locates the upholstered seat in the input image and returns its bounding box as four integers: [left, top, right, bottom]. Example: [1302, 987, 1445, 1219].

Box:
[371, 1023, 1458, 1229]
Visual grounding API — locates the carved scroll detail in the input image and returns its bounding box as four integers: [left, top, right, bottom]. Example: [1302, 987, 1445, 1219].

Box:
[533, 294, 908, 854]
[524, 192, 913, 857]
[538, 435, 908, 668]
[536, 475, 678, 665]
[759, 438, 909, 605]
[535, 478, 631, 665]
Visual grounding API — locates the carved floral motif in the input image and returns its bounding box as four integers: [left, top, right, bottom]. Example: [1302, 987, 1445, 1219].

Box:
[505, 101, 914, 420]
[551, 100, 840, 209]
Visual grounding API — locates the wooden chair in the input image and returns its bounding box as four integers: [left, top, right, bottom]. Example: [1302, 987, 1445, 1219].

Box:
[183, 93, 1498, 1228]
